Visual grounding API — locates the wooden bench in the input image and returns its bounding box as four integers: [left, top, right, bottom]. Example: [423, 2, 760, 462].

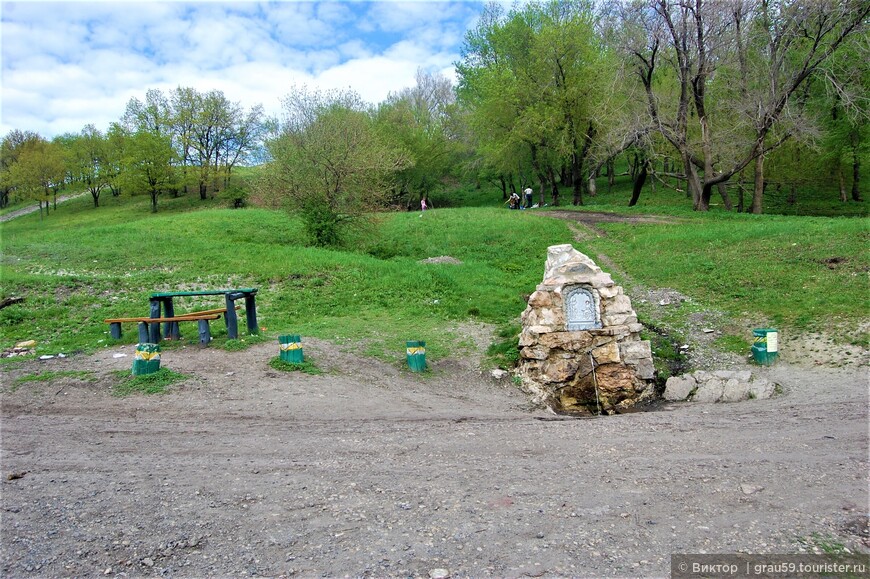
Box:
[105, 307, 237, 344]
[150, 289, 258, 341]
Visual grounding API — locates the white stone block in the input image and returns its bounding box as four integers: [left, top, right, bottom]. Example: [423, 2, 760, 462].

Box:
[749, 379, 776, 400]
[664, 375, 696, 401]
[603, 294, 634, 315]
[720, 379, 750, 402]
[602, 313, 637, 326]
[619, 340, 652, 363]
[692, 379, 725, 402]
[528, 325, 554, 334]
[632, 359, 656, 380]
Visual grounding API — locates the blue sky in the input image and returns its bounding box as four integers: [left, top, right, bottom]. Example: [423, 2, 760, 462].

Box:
[0, 1, 488, 138]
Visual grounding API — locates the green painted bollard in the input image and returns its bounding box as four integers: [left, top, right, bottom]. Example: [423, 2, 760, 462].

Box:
[132, 343, 161, 375]
[279, 335, 304, 363]
[406, 340, 427, 372]
[751, 328, 779, 366]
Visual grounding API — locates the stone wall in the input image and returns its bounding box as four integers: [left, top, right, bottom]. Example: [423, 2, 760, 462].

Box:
[517, 244, 656, 414]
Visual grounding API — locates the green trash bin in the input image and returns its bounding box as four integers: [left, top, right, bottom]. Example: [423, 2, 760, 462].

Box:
[751, 328, 779, 366]
[132, 343, 161, 375]
[406, 340, 427, 372]
[279, 335, 304, 363]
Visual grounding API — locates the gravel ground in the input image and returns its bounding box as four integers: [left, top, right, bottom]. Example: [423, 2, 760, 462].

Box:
[1, 332, 868, 578]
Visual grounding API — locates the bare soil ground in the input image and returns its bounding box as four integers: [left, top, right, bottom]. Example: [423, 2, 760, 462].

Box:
[2, 210, 868, 578]
[2, 330, 868, 578]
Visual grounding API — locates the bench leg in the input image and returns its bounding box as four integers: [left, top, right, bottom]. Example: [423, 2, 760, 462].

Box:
[148, 321, 161, 344]
[225, 295, 239, 339]
[149, 300, 163, 343]
[245, 294, 259, 335]
[163, 299, 178, 340]
[138, 322, 150, 344]
[198, 319, 211, 345]
[110, 322, 122, 340]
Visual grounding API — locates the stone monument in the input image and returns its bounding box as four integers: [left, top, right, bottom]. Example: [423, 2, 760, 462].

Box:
[517, 244, 656, 414]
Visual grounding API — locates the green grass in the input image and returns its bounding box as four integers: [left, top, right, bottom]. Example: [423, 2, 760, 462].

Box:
[486, 323, 522, 369]
[222, 334, 271, 351]
[714, 334, 752, 355]
[582, 214, 868, 343]
[0, 192, 572, 363]
[268, 356, 323, 375]
[112, 367, 187, 396]
[1, 177, 866, 367]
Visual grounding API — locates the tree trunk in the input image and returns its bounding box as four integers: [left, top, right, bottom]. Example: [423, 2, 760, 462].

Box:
[737, 170, 746, 213]
[787, 184, 796, 205]
[499, 175, 507, 200]
[629, 159, 648, 207]
[588, 174, 597, 198]
[751, 153, 764, 214]
[572, 153, 583, 206]
[547, 166, 560, 207]
[607, 158, 615, 191]
[838, 165, 847, 202]
[717, 182, 733, 211]
[851, 140, 862, 201]
[685, 154, 705, 210]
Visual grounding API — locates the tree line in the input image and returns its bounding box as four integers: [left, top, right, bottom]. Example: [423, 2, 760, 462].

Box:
[456, 0, 867, 213]
[1, 0, 866, 234]
[0, 87, 266, 214]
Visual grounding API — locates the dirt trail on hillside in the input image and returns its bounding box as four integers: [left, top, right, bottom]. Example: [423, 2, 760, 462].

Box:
[2, 334, 868, 578]
[0, 193, 87, 223]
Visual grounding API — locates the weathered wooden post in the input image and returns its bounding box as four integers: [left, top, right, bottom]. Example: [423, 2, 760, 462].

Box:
[225, 293, 239, 339]
[245, 292, 259, 335]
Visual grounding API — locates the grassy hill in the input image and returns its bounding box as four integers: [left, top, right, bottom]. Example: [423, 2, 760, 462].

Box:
[1, 178, 867, 368]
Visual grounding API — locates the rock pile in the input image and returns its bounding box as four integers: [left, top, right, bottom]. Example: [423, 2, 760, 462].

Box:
[517, 244, 656, 414]
[664, 370, 777, 402]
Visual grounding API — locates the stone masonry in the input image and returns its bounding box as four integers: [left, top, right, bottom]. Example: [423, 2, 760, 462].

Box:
[517, 244, 656, 414]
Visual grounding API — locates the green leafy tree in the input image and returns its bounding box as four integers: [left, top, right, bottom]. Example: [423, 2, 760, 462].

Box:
[622, 0, 869, 212]
[68, 124, 109, 207]
[377, 69, 460, 208]
[122, 130, 177, 213]
[456, 0, 606, 206]
[260, 87, 411, 246]
[5, 137, 67, 219]
[104, 123, 129, 197]
[0, 129, 42, 208]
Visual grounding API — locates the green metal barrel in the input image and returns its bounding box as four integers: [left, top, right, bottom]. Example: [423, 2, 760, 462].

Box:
[751, 328, 779, 366]
[406, 340, 427, 372]
[279, 335, 304, 363]
[132, 343, 161, 375]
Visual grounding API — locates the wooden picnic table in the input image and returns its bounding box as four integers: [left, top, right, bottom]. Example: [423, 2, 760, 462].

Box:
[149, 288, 259, 342]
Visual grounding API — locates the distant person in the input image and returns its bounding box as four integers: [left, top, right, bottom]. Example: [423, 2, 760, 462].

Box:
[523, 187, 533, 209]
[508, 192, 520, 210]
[421, 197, 428, 211]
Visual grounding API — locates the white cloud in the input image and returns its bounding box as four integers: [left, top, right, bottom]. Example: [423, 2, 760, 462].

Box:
[0, 1, 485, 139]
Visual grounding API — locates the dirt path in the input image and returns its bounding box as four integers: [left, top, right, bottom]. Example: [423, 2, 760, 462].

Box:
[0, 193, 87, 223]
[2, 335, 867, 578]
